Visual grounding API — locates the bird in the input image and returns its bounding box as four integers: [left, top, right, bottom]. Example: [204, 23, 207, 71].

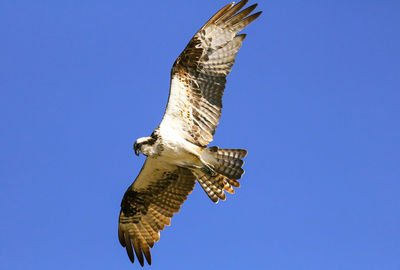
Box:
[118, 0, 261, 266]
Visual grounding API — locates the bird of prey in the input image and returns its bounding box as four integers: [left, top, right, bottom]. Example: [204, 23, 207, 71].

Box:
[118, 0, 261, 266]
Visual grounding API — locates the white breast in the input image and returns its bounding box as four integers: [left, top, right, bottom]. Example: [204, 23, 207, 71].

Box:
[157, 127, 203, 168]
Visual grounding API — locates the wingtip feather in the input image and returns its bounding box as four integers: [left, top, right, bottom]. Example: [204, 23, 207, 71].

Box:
[202, 2, 235, 29]
[250, 11, 262, 21]
[132, 237, 145, 267]
[142, 245, 152, 266]
[124, 233, 135, 263]
[217, 0, 249, 23]
[227, 3, 258, 25]
[118, 224, 126, 247]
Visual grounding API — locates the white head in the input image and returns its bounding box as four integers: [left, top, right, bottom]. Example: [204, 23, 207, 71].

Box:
[133, 136, 156, 157]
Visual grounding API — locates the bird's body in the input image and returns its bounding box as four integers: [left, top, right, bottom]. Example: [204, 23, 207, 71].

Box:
[135, 129, 204, 167]
[118, 1, 261, 266]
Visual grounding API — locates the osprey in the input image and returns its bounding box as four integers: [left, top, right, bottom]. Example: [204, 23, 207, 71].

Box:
[118, 0, 261, 266]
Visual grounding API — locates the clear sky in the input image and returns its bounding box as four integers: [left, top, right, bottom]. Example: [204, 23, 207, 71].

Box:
[1, 1, 399, 269]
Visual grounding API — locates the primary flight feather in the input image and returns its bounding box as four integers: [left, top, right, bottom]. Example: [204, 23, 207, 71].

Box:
[118, 1, 261, 266]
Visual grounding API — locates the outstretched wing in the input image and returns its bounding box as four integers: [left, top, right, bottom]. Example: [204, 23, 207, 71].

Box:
[118, 159, 196, 266]
[159, 0, 261, 147]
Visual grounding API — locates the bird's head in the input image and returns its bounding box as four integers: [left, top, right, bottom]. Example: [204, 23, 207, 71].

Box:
[133, 137, 155, 156]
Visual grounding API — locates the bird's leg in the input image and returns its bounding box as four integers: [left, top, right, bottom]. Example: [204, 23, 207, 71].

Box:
[183, 150, 218, 177]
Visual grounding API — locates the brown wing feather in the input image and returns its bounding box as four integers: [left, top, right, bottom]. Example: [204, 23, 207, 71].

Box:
[160, 1, 262, 147]
[118, 160, 196, 266]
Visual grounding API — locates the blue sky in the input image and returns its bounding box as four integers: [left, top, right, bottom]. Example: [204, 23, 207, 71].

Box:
[1, 1, 399, 269]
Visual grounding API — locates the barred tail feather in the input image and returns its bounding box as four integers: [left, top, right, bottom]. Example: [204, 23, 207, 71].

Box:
[197, 173, 226, 203]
[197, 146, 247, 203]
[208, 146, 247, 180]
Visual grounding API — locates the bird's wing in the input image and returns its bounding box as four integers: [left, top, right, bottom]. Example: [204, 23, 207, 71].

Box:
[118, 158, 196, 266]
[159, 0, 261, 147]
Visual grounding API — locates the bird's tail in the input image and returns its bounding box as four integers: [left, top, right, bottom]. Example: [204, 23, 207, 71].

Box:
[196, 147, 247, 203]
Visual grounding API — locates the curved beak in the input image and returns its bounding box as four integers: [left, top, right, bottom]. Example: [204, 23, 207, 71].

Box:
[133, 142, 140, 156]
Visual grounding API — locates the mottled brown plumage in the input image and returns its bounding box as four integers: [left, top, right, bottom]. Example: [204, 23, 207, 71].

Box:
[119, 1, 261, 266]
[160, 0, 261, 146]
[119, 161, 195, 266]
